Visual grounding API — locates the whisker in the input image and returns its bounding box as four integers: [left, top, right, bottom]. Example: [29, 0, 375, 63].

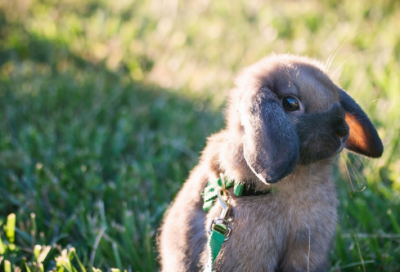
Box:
[330, 47, 383, 80]
[325, 37, 351, 72]
[340, 153, 354, 198]
[345, 153, 367, 192]
[307, 227, 310, 272]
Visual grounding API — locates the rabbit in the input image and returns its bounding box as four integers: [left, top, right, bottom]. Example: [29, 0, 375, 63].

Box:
[158, 54, 383, 272]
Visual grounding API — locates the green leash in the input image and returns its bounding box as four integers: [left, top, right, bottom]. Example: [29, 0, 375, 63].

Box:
[206, 230, 225, 272]
[202, 174, 244, 272]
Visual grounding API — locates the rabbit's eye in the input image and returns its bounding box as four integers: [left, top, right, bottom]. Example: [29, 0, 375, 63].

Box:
[282, 96, 300, 112]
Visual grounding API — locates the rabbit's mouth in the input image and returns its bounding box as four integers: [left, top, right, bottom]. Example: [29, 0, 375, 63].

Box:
[334, 137, 349, 156]
[295, 105, 349, 165]
[297, 139, 343, 164]
[297, 136, 347, 164]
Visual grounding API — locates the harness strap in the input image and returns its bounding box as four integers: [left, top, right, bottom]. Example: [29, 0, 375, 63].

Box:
[202, 175, 270, 271]
[203, 176, 238, 271]
[202, 178, 243, 212]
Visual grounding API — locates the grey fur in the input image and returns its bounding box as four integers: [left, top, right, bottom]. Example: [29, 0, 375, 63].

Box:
[158, 54, 382, 272]
[241, 87, 299, 183]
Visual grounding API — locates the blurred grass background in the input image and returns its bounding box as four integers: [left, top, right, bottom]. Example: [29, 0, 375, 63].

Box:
[0, 0, 399, 271]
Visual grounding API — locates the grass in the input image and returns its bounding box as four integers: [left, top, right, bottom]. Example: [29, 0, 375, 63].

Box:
[0, 0, 399, 271]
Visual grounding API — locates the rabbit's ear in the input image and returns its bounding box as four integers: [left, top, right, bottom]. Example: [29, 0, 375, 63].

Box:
[339, 89, 383, 158]
[240, 87, 299, 184]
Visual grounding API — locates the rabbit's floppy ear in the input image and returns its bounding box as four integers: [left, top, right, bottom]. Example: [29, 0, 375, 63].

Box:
[339, 89, 383, 158]
[240, 87, 299, 184]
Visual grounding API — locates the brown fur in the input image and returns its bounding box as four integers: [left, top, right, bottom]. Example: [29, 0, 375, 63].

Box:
[158, 54, 382, 272]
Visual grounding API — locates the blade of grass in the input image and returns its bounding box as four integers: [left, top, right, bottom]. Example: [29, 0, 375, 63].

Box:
[112, 242, 122, 270]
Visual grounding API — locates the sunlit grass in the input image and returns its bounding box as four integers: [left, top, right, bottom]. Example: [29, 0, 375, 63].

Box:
[0, 0, 399, 271]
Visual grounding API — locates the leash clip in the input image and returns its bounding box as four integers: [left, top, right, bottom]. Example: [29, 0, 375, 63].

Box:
[207, 174, 233, 241]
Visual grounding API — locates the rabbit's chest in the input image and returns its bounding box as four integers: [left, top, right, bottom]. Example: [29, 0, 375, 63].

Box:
[212, 188, 338, 271]
[230, 184, 338, 230]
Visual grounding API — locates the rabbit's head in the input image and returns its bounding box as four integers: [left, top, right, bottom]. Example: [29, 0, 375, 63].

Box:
[226, 54, 383, 184]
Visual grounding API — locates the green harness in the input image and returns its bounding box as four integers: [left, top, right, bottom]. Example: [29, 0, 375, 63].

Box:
[201, 175, 244, 272]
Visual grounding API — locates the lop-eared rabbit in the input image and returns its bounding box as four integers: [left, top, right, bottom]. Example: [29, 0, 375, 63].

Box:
[159, 54, 383, 272]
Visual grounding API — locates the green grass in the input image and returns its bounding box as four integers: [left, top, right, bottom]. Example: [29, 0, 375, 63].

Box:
[0, 0, 399, 271]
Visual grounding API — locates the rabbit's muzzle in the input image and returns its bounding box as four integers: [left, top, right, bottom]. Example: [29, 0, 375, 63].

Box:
[295, 104, 349, 164]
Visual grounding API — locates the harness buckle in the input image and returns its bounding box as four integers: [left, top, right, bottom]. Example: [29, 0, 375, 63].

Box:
[207, 218, 232, 241]
[207, 178, 233, 241]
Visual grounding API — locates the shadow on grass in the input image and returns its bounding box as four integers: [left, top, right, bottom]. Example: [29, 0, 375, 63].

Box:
[0, 15, 223, 271]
